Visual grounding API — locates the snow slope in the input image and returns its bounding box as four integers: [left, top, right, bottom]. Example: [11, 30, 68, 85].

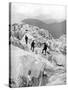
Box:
[10, 22, 66, 87]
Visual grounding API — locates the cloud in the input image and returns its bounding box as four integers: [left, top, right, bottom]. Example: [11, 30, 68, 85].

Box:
[11, 3, 66, 23]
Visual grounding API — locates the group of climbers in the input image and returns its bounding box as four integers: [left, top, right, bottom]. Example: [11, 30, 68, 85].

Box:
[25, 35, 48, 55]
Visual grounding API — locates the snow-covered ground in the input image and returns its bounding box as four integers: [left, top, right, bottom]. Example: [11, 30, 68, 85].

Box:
[10, 23, 66, 87]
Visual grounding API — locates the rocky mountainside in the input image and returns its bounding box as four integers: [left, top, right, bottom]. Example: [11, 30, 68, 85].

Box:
[23, 19, 66, 38]
[9, 21, 66, 87]
[10, 22, 66, 54]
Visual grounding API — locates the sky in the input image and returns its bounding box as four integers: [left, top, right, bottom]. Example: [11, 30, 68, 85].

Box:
[11, 3, 66, 24]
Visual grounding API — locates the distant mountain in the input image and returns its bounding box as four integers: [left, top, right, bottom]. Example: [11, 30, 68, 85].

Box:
[23, 19, 66, 39]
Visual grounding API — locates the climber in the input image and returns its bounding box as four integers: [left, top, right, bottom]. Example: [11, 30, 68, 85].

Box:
[31, 40, 35, 52]
[41, 70, 48, 86]
[42, 42, 48, 55]
[27, 70, 32, 86]
[25, 35, 28, 44]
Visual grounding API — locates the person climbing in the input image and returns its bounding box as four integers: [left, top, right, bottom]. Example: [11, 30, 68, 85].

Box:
[42, 42, 48, 55]
[28, 70, 31, 76]
[25, 35, 28, 44]
[31, 40, 35, 52]
[41, 69, 48, 86]
[27, 70, 32, 86]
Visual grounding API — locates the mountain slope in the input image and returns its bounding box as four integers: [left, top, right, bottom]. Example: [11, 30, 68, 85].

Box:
[23, 19, 66, 38]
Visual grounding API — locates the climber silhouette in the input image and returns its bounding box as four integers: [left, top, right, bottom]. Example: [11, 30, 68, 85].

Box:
[25, 35, 28, 44]
[28, 70, 31, 75]
[31, 40, 35, 52]
[42, 43, 48, 55]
